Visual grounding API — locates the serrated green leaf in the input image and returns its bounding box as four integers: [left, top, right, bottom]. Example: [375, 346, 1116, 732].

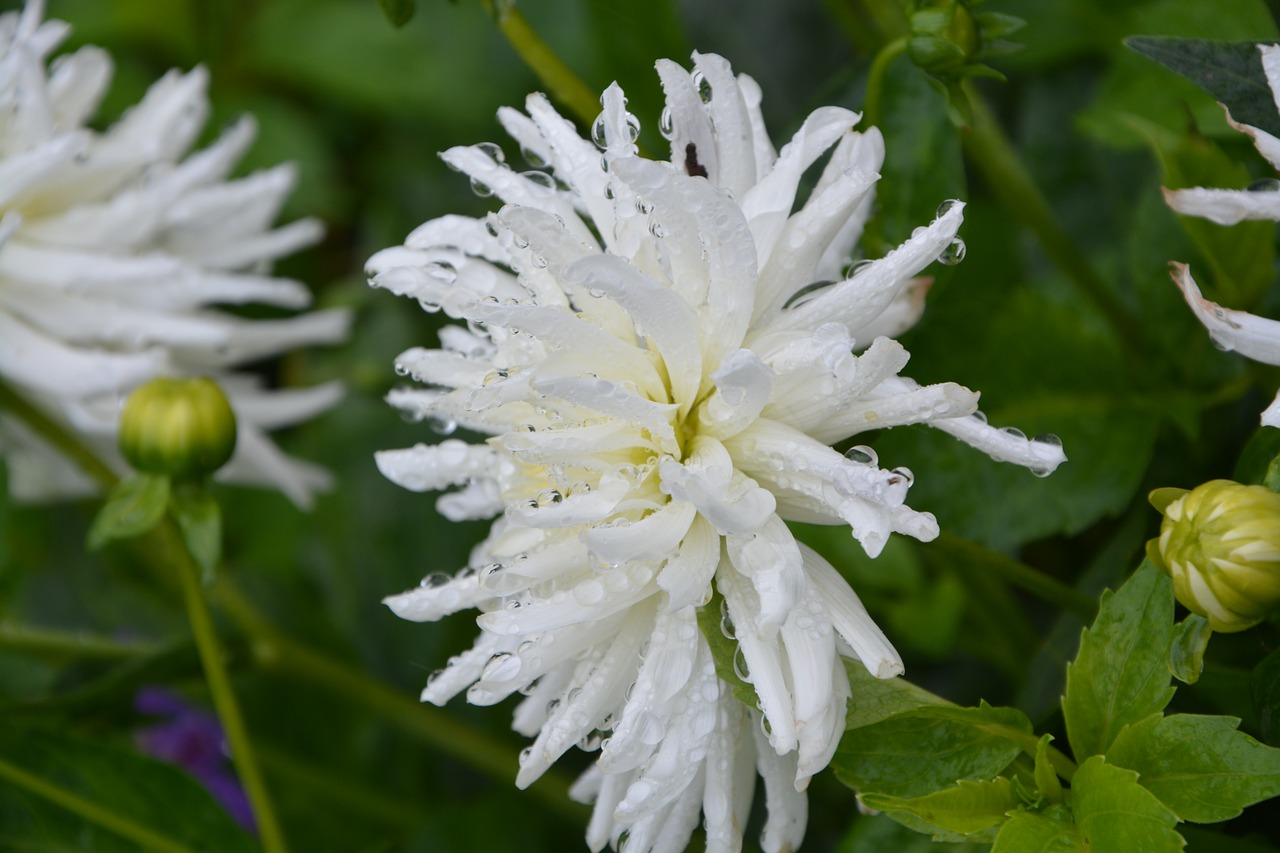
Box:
[1127, 37, 1280, 140]
[87, 474, 170, 551]
[0, 725, 255, 852]
[1251, 647, 1280, 745]
[843, 658, 948, 731]
[1035, 735, 1064, 805]
[696, 588, 760, 711]
[834, 702, 1032, 798]
[861, 777, 1020, 839]
[1070, 756, 1185, 852]
[992, 806, 1081, 853]
[1063, 562, 1176, 760]
[170, 483, 222, 582]
[376, 0, 415, 28]
[1108, 713, 1280, 822]
[1169, 615, 1212, 685]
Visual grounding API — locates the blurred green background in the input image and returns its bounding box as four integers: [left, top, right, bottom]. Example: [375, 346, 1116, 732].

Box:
[4, 0, 1280, 850]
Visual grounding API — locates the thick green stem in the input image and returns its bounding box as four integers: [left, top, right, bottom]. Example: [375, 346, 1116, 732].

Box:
[0, 756, 194, 853]
[483, 0, 600, 129]
[0, 622, 163, 662]
[862, 37, 908, 131]
[960, 88, 1146, 358]
[167, 521, 290, 853]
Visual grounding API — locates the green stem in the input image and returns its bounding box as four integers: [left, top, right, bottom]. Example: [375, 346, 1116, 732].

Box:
[960, 87, 1146, 359]
[483, 0, 600, 129]
[862, 37, 907, 131]
[167, 521, 289, 853]
[938, 532, 1098, 622]
[213, 583, 587, 825]
[0, 755, 194, 853]
[0, 622, 163, 662]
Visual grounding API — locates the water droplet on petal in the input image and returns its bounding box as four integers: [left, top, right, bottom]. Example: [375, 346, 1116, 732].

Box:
[843, 259, 874, 279]
[483, 652, 523, 682]
[476, 141, 505, 163]
[420, 572, 451, 588]
[521, 145, 548, 168]
[536, 488, 563, 507]
[1248, 178, 1280, 192]
[693, 69, 712, 103]
[936, 198, 962, 218]
[938, 237, 966, 265]
[624, 112, 641, 142]
[470, 176, 493, 198]
[1001, 426, 1026, 441]
[844, 445, 878, 466]
[1033, 433, 1062, 447]
[591, 113, 607, 149]
[659, 106, 674, 140]
[522, 170, 555, 191]
[891, 466, 915, 486]
[782, 279, 837, 310]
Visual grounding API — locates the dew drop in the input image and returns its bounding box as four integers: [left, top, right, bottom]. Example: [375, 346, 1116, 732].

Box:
[782, 279, 837, 310]
[482, 368, 509, 385]
[693, 69, 712, 103]
[427, 415, 457, 435]
[719, 601, 736, 640]
[591, 113, 608, 149]
[844, 445, 878, 466]
[603, 184, 616, 200]
[483, 652, 523, 682]
[476, 141, 505, 163]
[469, 177, 493, 198]
[634, 197, 653, 215]
[733, 646, 752, 682]
[536, 488, 563, 507]
[521, 145, 548, 168]
[659, 106, 674, 140]
[420, 572, 451, 589]
[843, 259, 874, 279]
[1033, 433, 1062, 447]
[522, 170, 555, 191]
[1001, 426, 1027, 441]
[1248, 177, 1280, 192]
[512, 234, 530, 249]
[938, 237, 966, 266]
[624, 112, 641, 143]
[936, 198, 962, 218]
[648, 216, 666, 239]
[891, 466, 915, 486]
[531, 254, 549, 269]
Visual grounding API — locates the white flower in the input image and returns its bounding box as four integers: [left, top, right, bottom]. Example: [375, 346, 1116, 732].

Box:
[372, 53, 1065, 853]
[0, 1, 350, 506]
[1164, 44, 1280, 428]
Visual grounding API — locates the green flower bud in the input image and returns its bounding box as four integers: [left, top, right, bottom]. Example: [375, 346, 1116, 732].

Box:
[1147, 479, 1280, 633]
[118, 377, 237, 479]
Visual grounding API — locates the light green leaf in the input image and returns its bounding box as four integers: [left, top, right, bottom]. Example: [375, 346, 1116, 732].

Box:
[843, 659, 949, 731]
[1107, 713, 1280, 823]
[1035, 735, 1065, 805]
[860, 777, 1020, 840]
[837, 813, 989, 853]
[835, 702, 1032, 798]
[1168, 615, 1212, 685]
[170, 483, 222, 582]
[1127, 37, 1280, 139]
[1070, 756, 1186, 852]
[87, 474, 170, 551]
[992, 806, 1081, 853]
[1063, 561, 1176, 760]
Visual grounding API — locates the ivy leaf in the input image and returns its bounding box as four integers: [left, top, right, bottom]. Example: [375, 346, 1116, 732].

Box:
[834, 702, 1032, 798]
[376, 0, 415, 28]
[1069, 756, 1186, 851]
[1107, 713, 1280, 822]
[170, 483, 222, 582]
[860, 777, 1020, 841]
[1168, 615, 1212, 685]
[1126, 37, 1280, 139]
[87, 474, 170, 551]
[992, 806, 1080, 853]
[1063, 561, 1176, 760]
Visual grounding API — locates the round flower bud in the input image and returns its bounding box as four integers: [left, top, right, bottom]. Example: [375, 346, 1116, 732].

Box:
[118, 377, 237, 479]
[1147, 479, 1280, 632]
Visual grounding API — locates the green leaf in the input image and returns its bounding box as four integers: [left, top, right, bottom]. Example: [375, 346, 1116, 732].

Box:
[1251, 647, 1280, 745]
[835, 702, 1032, 798]
[1069, 756, 1186, 852]
[1127, 37, 1280, 140]
[837, 813, 990, 853]
[843, 658, 949, 730]
[992, 806, 1081, 853]
[1168, 615, 1212, 685]
[1035, 735, 1065, 805]
[0, 725, 255, 852]
[170, 482, 222, 582]
[1108, 713, 1280, 822]
[1063, 562, 1176, 760]
[1234, 426, 1280, 486]
[376, 0, 415, 28]
[860, 777, 1020, 840]
[87, 474, 170, 551]
[695, 588, 760, 711]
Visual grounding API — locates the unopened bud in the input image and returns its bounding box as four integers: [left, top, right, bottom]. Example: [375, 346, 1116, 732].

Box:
[1148, 480, 1280, 632]
[118, 377, 237, 479]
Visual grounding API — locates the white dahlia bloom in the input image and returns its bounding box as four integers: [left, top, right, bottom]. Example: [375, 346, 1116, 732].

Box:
[372, 53, 1065, 852]
[1164, 44, 1280, 428]
[0, 1, 349, 506]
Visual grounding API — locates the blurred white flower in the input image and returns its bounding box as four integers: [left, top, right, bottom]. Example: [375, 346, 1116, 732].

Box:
[1164, 44, 1280, 428]
[372, 53, 1064, 853]
[0, 1, 350, 506]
